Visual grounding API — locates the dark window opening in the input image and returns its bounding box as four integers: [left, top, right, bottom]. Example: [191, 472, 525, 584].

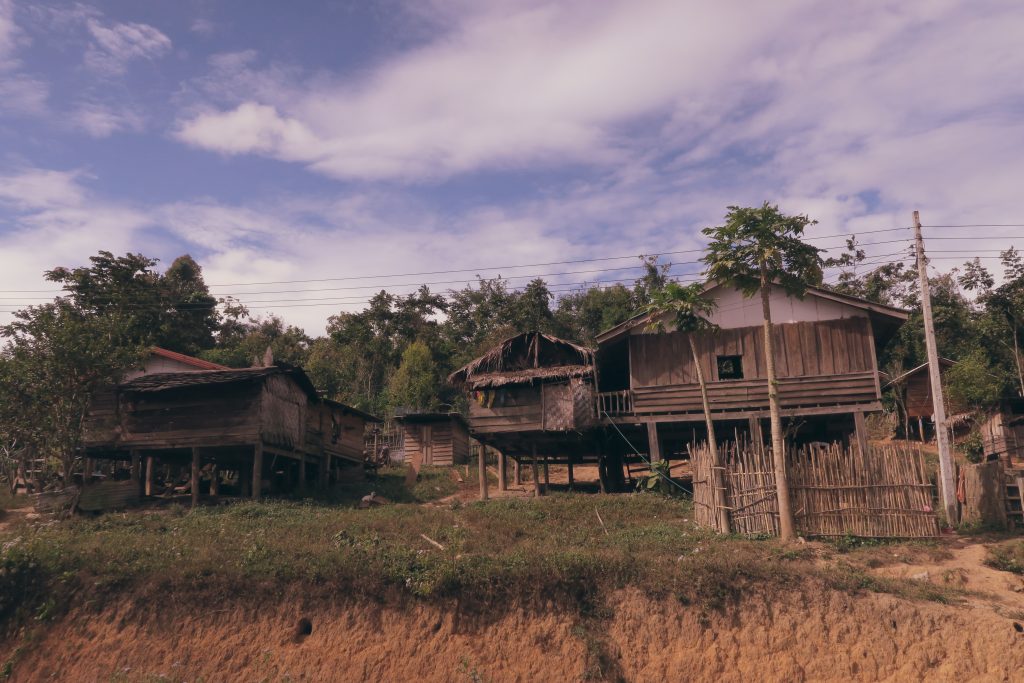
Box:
[717, 355, 744, 380]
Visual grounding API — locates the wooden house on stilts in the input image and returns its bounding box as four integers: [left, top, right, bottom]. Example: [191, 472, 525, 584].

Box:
[449, 284, 909, 492]
[85, 357, 379, 505]
[448, 332, 603, 491]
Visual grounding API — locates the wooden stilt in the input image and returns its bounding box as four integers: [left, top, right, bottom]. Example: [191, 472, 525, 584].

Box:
[497, 451, 507, 492]
[252, 443, 263, 501]
[209, 464, 219, 497]
[647, 422, 662, 463]
[567, 457, 575, 490]
[84, 458, 94, 486]
[479, 445, 489, 501]
[748, 417, 762, 445]
[145, 456, 154, 496]
[543, 457, 549, 493]
[514, 458, 521, 485]
[191, 448, 200, 508]
[854, 411, 870, 457]
[918, 416, 925, 442]
[531, 444, 541, 497]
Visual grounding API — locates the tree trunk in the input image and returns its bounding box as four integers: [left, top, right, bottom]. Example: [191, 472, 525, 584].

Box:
[688, 334, 729, 533]
[760, 273, 795, 541]
[1014, 326, 1024, 397]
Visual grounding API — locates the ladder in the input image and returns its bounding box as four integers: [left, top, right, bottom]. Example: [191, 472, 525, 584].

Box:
[1007, 475, 1024, 528]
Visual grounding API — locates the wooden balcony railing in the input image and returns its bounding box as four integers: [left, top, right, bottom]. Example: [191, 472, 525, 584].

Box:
[596, 389, 634, 416]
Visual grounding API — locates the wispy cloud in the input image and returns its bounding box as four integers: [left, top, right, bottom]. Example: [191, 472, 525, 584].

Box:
[84, 14, 172, 75]
[69, 100, 144, 137]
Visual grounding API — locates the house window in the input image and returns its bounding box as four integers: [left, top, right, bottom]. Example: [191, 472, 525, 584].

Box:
[717, 355, 744, 380]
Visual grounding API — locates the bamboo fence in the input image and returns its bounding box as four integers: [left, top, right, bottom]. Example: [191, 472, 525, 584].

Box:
[691, 441, 938, 538]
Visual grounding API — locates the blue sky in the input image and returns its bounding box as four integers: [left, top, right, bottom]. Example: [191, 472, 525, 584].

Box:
[1, 0, 1023, 333]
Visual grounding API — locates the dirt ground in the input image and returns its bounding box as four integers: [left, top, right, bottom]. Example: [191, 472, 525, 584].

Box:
[6, 569, 1024, 683]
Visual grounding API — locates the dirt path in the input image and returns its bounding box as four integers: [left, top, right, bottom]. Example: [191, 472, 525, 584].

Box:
[872, 537, 1024, 617]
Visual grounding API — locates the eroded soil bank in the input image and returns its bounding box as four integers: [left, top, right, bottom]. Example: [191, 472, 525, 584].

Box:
[4, 583, 1023, 682]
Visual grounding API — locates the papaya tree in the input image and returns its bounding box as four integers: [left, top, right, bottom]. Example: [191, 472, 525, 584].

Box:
[702, 203, 823, 541]
[641, 281, 729, 531]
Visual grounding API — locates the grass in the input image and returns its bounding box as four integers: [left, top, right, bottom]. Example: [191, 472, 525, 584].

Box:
[986, 541, 1024, 575]
[0, 486, 972, 636]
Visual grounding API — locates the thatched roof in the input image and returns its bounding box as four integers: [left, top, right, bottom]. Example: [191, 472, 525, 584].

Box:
[448, 332, 595, 389]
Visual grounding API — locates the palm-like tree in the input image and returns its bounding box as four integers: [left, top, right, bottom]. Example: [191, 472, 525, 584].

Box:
[702, 203, 823, 541]
[642, 281, 729, 532]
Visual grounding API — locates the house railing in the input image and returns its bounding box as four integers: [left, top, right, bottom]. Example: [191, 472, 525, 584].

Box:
[596, 389, 634, 416]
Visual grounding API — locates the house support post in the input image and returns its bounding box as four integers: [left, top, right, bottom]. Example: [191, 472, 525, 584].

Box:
[209, 464, 219, 497]
[918, 416, 925, 442]
[84, 458, 94, 486]
[531, 444, 541, 497]
[252, 443, 263, 501]
[513, 458, 521, 485]
[748, 417, 762, 446]
[543, 456, 550, 493]
[479, 444, 489, 501]
[190, 448, 200, 509]
[567, 456, 575, 490]
[145, 456, 154, 497]
[319, 449, 330, 491]
[854, 411, 870, 457]
[497, 450, 507, 492]
[647, 422, 662, 463]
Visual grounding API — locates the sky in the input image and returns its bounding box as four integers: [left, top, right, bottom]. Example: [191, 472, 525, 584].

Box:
[1, 0, 1023, 334]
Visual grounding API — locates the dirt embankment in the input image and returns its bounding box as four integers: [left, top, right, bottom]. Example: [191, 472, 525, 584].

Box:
[5, 582, 1024, 683]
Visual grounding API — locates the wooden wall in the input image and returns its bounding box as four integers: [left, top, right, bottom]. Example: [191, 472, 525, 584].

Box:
[468, 381, 595, 434]
[260, 373, 307, 451]
[118, 382, 263, 449]
[468, 385, 543, 434]
[306, 403, 368, 463]
[402, 419, 470, 466]
[627, 318, 879, 416]
[904, 372, 934, 418]
[630, 317, 875, 387]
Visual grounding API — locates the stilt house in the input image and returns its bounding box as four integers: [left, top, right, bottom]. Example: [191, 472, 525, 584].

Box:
[448, 332, 598, 461]
[85, 362, 380, 502]
[594, 283, 909, 458]
[882, 358, 956, 440]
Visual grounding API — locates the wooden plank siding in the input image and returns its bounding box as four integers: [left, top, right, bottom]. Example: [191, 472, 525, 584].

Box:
[625, 317, 879, 416]
[468, 380, 596, 435]
[400, 417, 470, 466]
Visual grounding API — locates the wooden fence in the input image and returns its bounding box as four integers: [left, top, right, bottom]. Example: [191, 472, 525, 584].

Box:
[692, 441, 938, 538]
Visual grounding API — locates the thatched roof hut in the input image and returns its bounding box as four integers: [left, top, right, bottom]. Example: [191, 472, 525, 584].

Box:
[448, 332, 595, 389]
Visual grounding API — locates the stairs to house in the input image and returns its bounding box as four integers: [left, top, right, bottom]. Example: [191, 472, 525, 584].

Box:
[1007, 476, 1023, 527]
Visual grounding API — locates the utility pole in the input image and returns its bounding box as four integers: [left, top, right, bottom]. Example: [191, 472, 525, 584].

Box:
[913, 210, 958, 527]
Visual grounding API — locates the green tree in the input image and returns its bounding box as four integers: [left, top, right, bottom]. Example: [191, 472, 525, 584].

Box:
[159, 255, 218, 354]
[554, 283, 634, 344]
[388, 340, 442, 412]
[1, 300, 147, 484]
[702, 202, 823, 541]
[641, 281, 729, 531]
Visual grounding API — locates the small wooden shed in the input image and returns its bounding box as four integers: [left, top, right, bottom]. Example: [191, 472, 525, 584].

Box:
[885, 358, 956, 419]
[396, 413, 470, 466]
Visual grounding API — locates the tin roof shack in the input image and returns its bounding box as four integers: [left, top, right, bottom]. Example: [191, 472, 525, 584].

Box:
[85, 364, 380, 504]
[593, 283, 909, 460]
[396, 413, 470, 466]
[449, 332, 599, 483]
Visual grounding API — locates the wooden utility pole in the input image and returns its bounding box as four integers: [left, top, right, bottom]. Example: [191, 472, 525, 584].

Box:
[913, 210, 958, 526]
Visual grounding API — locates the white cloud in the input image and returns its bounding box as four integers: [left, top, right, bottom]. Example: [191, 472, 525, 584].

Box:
[190, 18, 215, 37]
[84, 16, 172, 75]
[70, 100, 144, 137]
[0, 168, 88, 210]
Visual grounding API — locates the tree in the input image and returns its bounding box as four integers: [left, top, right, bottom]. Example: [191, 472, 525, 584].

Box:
[201, 313, 310, 368]
[641, 281, 729, 531]
[1, 301, 147, 484]
[554, 284, 634, 344]
[388, 340, 442, 412]
[159, 255, 218, 354]
[702, 202, 823, 541]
